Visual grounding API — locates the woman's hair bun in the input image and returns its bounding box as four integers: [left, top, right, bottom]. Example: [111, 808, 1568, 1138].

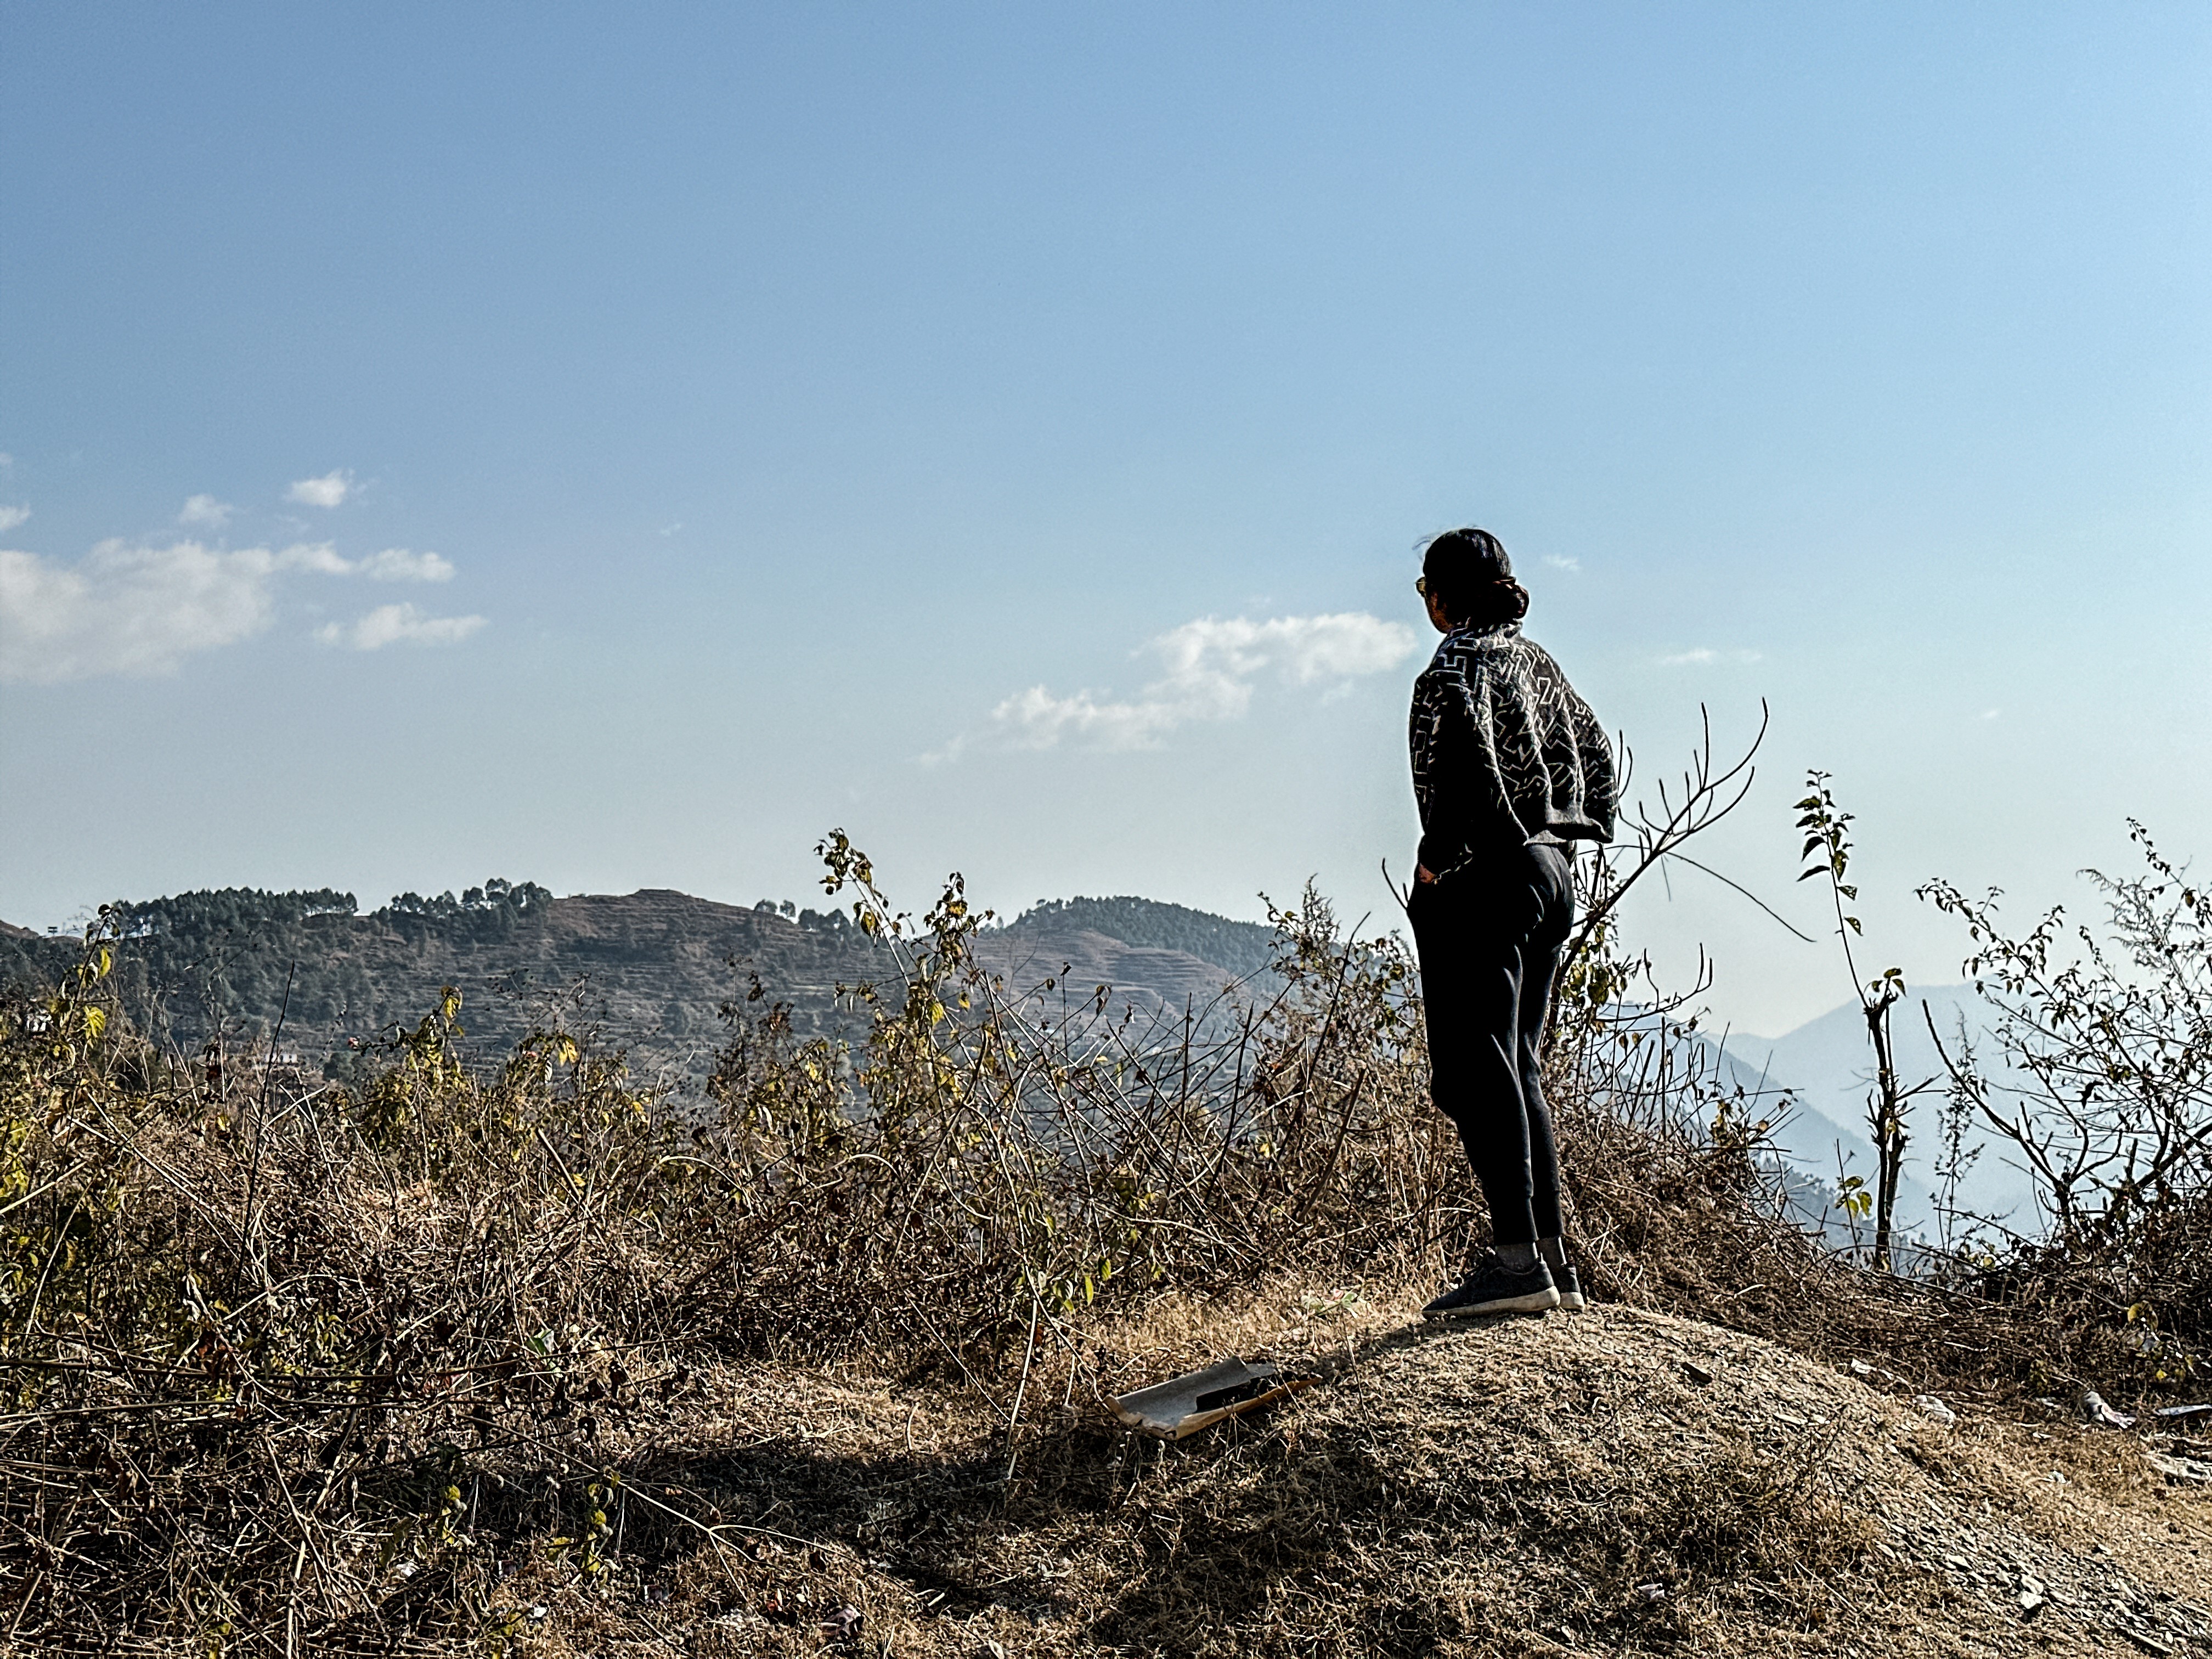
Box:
[1421, 527, 1528, 624]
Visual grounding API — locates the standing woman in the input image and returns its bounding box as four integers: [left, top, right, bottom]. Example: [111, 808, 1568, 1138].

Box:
[1407, 527, 1615, 1317]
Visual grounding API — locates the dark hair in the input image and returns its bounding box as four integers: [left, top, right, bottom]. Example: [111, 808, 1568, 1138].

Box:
[1421, 526, 1530, 627]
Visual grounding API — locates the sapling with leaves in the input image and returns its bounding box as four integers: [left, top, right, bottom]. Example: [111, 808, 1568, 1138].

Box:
[1795, 771, 1931, 1273]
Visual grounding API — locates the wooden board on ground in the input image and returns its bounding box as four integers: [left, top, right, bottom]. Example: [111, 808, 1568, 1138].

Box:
[1109, 1356, 1311, 1440]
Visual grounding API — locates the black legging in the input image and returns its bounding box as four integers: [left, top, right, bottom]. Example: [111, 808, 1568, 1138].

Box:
[1408, 842, 1573, 1246]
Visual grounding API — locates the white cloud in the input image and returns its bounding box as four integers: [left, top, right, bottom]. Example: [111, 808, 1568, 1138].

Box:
[979, 612, 1421, 754]
[3, 539, 287, 682]
[316, 602, 486, 651]
[251, 543, 448, 582]
[277, 541, 352, 575]
[0, 536, 476, 682]
[354, 547, 454, 582]
[178, 494, 233, 527]
[1658, 646, 1763, 668]
[0, 506, 28, 534]
[1542, 553, 1581, 572]
[286, 470, 354, 508]
[988, 684, 1184, 751]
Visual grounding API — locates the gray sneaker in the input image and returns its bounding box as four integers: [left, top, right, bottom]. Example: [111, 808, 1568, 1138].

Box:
[1423, 1253, 1560, 1319]
[1554, 1266, 1587, 1311]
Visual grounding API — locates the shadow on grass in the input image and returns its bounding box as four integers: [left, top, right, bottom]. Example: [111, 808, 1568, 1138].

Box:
[312, 1312, 1715, 1656]
[577, 1312, 1554, 1655]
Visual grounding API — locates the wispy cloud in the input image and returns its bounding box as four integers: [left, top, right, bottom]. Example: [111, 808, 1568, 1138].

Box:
[1541, 553, 1581, 572]
[264, 543, 451, 583]
[949, 612, 1422, 758]
[178, 494, 233, 527]
[0, 506, 28, 534]
[1658, 646, 1763, 668]
[0, 536, 473, 683]
[286, 470, 354, 508]
[317, 603, 485, 651]
[276, 543, 351, 575]
[354, 547, 454, 582]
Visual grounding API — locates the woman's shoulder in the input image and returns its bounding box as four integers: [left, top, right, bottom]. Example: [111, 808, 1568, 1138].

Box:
[1466, 625, 1550, 679]
[1507, 633, 1576, 678]
[1514, 637, 1602, 720]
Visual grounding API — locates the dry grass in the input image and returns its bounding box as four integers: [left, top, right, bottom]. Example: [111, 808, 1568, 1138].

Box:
[417, 1294, 2209, 1659]
[2, 855, 2205, 1656]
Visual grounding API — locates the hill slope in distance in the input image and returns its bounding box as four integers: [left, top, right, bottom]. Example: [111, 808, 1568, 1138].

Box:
[0, 882, 1281, 1091]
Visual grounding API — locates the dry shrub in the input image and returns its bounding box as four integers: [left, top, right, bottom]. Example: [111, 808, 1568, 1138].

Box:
[0, 852, 1472, 1650]
[1910, 826, 2212, 1396]
[686, 838, 1462, 1364]
[0, 829, 2157, 1652]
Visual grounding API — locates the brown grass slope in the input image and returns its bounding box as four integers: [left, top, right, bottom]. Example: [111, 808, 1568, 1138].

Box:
[466, 1284, 2210, 1659]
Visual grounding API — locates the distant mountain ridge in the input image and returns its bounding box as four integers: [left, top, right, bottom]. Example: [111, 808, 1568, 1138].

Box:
[1686, 986, 2040, 1244]
[0, 882, 1279, 1093]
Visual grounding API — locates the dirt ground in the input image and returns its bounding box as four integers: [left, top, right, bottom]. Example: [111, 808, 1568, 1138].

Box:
[463, 1286, 2211, 1658]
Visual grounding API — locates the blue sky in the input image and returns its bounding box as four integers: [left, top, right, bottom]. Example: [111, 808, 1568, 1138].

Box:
[3, 3, 2207, 1033]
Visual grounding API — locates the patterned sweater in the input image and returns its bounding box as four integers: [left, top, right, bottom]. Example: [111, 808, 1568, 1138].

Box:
[1408, 621, 1616, 879]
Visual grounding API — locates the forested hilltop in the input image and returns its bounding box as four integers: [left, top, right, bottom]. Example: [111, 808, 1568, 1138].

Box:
[0, 881, 1279, 1088]
[1007, 896, 1280, 983]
